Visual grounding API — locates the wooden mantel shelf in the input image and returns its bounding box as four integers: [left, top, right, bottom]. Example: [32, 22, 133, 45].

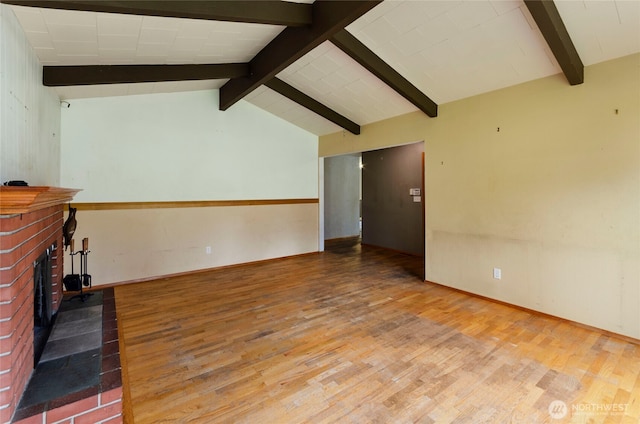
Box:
[0, 186, 81, 215]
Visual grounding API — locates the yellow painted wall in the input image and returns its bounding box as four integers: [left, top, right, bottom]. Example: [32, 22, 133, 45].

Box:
[320, 54, 640, 339]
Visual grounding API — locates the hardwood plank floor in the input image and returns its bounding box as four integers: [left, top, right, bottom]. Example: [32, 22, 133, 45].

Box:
[115, 238, 640, 423]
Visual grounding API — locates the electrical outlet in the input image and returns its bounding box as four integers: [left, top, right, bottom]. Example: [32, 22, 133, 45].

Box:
[493, 268, 502, 280]
[205, 246, 212, 254]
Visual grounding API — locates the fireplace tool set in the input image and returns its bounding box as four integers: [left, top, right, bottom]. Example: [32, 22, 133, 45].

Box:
[63, 238, 93, 302]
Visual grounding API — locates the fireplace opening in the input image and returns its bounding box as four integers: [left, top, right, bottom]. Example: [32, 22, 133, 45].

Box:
[33, 244, 56, 367]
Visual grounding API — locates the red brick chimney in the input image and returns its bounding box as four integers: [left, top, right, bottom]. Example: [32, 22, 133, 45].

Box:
[0, 187, 79, 423]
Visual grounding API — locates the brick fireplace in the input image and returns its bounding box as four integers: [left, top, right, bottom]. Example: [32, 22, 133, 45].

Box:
[0, 187, 79, 423]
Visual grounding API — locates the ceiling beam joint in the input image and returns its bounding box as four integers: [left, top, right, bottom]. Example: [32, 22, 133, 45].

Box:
[219, 0, 382, 111]
[331, 30, 437, 118]
[266, 78, 360, 135]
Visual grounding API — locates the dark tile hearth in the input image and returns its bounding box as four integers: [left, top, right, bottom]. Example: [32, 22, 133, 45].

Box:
[13, 288, 122, 422]
[19, 349, 101, 408]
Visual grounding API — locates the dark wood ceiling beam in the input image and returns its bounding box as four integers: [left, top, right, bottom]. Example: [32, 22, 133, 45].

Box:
[331, 30, 438, 118]
[0, 0, 312, 26]
[265, 78, 360, 135]
[524, 0, 583, 85]
[219, 0, 381, 111]
[43, 64, 249, 86]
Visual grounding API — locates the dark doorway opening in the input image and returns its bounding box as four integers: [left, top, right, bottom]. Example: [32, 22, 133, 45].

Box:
[323, 142, 425, 280]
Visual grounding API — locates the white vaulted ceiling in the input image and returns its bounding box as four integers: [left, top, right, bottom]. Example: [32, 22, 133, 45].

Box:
[7, 1, 640, 136]
[9, 5, 285, 98]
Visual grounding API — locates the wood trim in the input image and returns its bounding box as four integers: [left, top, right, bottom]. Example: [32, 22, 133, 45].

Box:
[0, 186, 81, 215]
[421, 151, 425, 280]
[116, 301, 134, 424]
[73, 198, 319, 211]
[424, 279, 640, 346]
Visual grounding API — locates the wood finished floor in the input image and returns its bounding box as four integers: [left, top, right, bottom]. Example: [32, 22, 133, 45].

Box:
[115, 238, 640, 424]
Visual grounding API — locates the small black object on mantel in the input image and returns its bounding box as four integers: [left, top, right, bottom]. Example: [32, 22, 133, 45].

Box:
[3, 180, 29, 186]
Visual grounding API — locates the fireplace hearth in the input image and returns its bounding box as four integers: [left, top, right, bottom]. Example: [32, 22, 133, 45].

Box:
[1, 186, 123, 423]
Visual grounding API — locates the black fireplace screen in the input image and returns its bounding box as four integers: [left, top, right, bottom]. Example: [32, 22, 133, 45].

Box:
[33, 244, 55, 366]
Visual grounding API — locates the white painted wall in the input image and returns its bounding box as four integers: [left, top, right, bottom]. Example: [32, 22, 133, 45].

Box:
[60, 90, 319, 284]
[324, 154, 360, 240]
[70, 204, 319, 285]
[61, 90, 318, 202]
[0, 5, 60, 186]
